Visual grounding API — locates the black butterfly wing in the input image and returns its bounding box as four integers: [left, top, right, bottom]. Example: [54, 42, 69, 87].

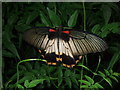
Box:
[24, 27, 51, 50]
[24, 27, 59, 65]
[69, 30, 108, 56]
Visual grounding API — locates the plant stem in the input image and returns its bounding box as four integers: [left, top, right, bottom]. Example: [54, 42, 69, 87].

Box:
[92, 56, 101, 79]
[80, 56, 85, 89]
[16, 59, 46, 86]
[82, 2, 86, 31]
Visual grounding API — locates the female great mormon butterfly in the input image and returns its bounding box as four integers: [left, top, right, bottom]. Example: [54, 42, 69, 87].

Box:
[24, 27, 108, 68]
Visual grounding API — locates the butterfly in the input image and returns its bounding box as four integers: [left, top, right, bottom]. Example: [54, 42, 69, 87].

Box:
[23, 27, 108, 68]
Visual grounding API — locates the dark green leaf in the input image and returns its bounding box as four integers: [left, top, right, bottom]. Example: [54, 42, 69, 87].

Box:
[91, 24, 101, 34]
[77, 63, 94, 73]
[68, 10, 79, 27]
[58, 76, 62, 86]
[47, 8, 61, 27]
[40, 11, 52, 27]
[70, 75, 78, 85]
[85, 75, 94, 85]
[79, 80, 91, 86]
[107, 52, 120, 70]
[94, 83, 104, 88]
[15, 24, 31, 32]
[26, 11, 38, 24]
[7, 13, 18, 25]
[65, 77, 71, 88]
[102, 4, 111, 24]
[64, 69, 70, 77]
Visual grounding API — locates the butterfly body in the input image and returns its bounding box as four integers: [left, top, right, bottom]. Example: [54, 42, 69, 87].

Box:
[24, 27, 108, 68]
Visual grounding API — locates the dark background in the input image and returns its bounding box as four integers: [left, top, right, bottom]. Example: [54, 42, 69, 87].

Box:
[2, 2, 120, 89]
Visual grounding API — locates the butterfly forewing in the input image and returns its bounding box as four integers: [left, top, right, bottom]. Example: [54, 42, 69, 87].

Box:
[69, 30, 108, 55]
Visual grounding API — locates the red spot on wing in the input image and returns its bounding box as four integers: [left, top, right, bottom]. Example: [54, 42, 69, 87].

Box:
[49, 29, 56, 32]
[62, 31, 70, 34]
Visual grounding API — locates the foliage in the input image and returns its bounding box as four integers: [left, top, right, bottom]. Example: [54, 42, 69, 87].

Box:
[2, 2, 120, 89]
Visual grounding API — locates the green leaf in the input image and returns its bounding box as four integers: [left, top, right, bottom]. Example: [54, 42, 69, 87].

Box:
[68, 10, 79, 27]
[103, 77, 112, 87]
[58, 76, 62, 86]
[28, 79, 45, 88]
[104, 69, 110, 76]
[17, 84, 24, 89]
[24, 80, 29, 88]
[34, 62, 40, 70]
[109, 75, 118, 82]
[70, 75, 78, 85]
[102, 4, 111, 24]
[98, 71, 106, 77]
[78, 80, 91, 86]
[99, 30, 110, 38]
[113, 72, 120, 77]
[85, 75, 94, 85]
[94, 83, 104, 88]
[47, 7, 61, 27]
[24, 62, 33, 71]
[26, 11, 38, 24]
[15, 24, 31, 32]
[77, 63, 94, 73]
[80, 85, 89, 88]
[3, 36, 20, 60]
[107, 52, 120, 70]
[65, 77, 71, 88]
[64, 69, 70, 77]
[40, 11, 52, 27]
[91, 24, 101, 34]
[7, 13, 18, 25]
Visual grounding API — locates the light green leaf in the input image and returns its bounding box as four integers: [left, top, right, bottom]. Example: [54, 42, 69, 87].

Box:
[25, 79, 45, 88]
[40, 11, 52, 27]
[109, 75, 118, 82]
[24, 80, 29, 88]
[68, 10, 79, 27]
[113, 72, 120, 77]
[94, 83, 104, 88]
[17, 84, 24, 88]
[85, 75, 94, 84]
[98, 71, 106, 77]
[47, 8, 61, 27]
[103, 77, 112, 87]
[79, 80, 91, 86]
[80, 85, 89, 88]
[104, 69, 110, 76]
